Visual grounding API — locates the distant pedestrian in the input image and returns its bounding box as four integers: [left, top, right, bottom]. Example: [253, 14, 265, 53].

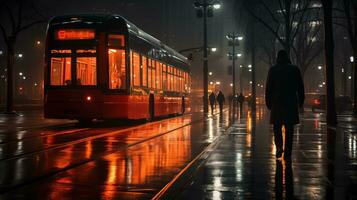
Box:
[216, 91, 225, 113]
[265, 50, 305, 161]
[237, 93, 245, 113]
[209, 92, 216, 113]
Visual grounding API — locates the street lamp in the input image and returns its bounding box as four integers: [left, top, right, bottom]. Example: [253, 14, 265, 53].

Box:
[350, 56, 354, 101]
[211, 47, 217, 52]
[194, 0, 221, 113]
[318, 65, 322, 70]
[226, 32, 243, 105]
[209, 72, 213, 76]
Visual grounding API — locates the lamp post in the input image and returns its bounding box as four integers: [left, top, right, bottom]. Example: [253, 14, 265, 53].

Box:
[350, 56, 356, 114]
[341, 67, 346, 96]
[194, 0, 221, 113]
[226, 33, 243, 101]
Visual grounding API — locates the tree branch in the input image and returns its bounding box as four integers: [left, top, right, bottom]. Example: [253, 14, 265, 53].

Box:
[15, 20, 44, 34]
[0, 24, 9, 46]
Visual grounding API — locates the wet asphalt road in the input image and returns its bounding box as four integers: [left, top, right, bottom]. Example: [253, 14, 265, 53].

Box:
[0, 107, 356, 200]
[0, 109, 230, 199]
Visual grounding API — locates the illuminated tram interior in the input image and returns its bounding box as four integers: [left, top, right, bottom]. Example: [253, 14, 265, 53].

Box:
[44, 15, 191, 120]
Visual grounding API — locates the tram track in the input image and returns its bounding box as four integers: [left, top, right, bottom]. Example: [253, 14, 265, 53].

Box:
[0, 111, 225, 194]
[0, 114, 194, 160]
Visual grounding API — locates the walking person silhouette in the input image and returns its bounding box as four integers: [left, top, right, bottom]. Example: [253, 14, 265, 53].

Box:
[216, 91, 225, 113]
[209, 92, 216, 114]
[265, 50, 305, 161]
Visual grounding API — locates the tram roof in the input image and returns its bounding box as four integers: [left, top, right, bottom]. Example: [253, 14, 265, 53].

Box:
[50, 14, 190, 67]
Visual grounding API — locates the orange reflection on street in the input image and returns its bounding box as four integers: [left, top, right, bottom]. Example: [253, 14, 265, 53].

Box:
[85, 140, 92, 159]
[102, 126, 191, 191]
[54, 145, 74, 169]
[247, 111, 252, 133]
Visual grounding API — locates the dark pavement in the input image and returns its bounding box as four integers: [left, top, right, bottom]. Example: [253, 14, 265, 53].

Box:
[0, 106, 356, 199]
[172, 107, 357, 200]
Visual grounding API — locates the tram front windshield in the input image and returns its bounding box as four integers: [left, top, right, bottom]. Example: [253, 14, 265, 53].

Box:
[49, 29, 97, 87]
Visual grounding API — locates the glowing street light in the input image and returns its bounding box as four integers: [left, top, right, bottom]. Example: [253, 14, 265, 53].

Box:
[193, 0, 222, 113]
[318, 65, 322, 70]
[209, 72, 213, 76]
[248, 65, 252, 68]
[211, 47, 217, 52]
[216, 81, 221, 85]
[350, 56, 354, 63]
[349, 76, 352, 80]
[213, 3, 221, 9]
[19, 72, 23, 76]
[237, 53, 242, 57]
[23, 76, 26, 80]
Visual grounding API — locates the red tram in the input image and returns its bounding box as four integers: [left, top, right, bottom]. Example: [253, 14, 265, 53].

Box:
[44, 14, 191, 122]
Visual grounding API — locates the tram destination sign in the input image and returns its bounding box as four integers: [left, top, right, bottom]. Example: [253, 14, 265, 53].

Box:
[55, 29, 95, 40]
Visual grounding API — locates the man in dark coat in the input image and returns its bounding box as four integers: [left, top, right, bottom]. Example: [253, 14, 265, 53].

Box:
[265, 50, 305, 160]
[237, 93, 245, 113]
[209, 92, 216, 113]
[216, 91, 225, 113]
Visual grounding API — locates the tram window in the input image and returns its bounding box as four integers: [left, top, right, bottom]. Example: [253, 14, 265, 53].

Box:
[148, 59, 152, 88]
[177, 70, 180, 92]
[50, 57, 71, 86]
[76, 57, 96, 85]
[132, 52, 140, 86]
[162, 64, 167, 91]
[167, 66, 171, 91]
[108, 49, 126, 89]
[141, 55, 147, 87]
[156, 62, 162, 90]
[174, 68, 178, 92]
[108, 34, 125, 47]
[152, 60, 156, 89]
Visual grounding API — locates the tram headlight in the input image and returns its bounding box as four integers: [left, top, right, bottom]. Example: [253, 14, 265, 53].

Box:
[86, 96, 92, 101]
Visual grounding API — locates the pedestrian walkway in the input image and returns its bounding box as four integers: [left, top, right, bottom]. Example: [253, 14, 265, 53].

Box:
[175, 109, 357, 200]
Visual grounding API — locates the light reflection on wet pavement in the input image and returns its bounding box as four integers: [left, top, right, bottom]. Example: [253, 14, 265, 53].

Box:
[176, 108, 357, 200]
[0, 110, 230, 199]
[0, 107, 356, 199]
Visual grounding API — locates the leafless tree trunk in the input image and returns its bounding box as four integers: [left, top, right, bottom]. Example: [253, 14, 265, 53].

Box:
[321, 0, 337, 125]
[0, 0, 45, 113]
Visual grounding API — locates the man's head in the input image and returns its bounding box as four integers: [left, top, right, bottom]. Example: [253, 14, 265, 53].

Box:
[276, 50, 291, 64]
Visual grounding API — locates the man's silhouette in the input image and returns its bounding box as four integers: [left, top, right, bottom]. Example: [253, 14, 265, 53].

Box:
[237, 93, 244, 113]
[265, 50, 305, 160]
[216, 91, 225, 113]
[209, 92, 216, 113]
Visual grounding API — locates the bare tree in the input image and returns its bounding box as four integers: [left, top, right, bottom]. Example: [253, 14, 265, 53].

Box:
[321, 0, 337, 125]
[341, 0, 357, 114]
[293, 10, 324, 77]
[243, 0, 324, 77]
[0, 0, 45, 113]
[244, 0, 312, 56]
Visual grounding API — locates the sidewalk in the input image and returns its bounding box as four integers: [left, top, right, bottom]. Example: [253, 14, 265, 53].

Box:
[174, 109, 357, 200]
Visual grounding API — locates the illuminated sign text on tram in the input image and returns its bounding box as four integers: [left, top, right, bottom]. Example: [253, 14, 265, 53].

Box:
[55, 29, 95, 40]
